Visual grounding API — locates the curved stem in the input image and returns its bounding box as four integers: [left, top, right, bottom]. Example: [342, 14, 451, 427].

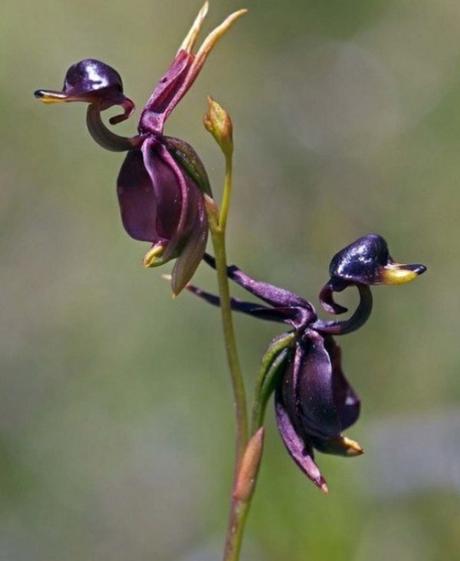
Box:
[86, 104, 139, 152]
[313, 284, 373, 335]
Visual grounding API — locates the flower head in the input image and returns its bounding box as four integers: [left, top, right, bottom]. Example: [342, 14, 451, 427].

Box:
[35, 3, 246, 294]
[189, 236, 426, 491]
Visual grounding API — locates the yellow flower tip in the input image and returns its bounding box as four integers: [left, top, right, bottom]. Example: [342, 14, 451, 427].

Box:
[34, 89, 69, 104]
[143, 244, 166, 268]
[191, 8, 248, 72]
[341, 436, 364, 457]
[179, 1, 210, 54]
[381, 263, 426, 286]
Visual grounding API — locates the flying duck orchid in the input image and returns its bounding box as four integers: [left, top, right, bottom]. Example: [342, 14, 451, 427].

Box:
[35, 2, 246, 294]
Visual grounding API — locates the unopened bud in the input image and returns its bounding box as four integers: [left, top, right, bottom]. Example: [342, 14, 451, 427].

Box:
[234, 428, 265, 502]
[203, 97, 233, 157]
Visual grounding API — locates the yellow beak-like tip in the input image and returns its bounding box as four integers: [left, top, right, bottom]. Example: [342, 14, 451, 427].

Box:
[34, 89, 69, 104]
[341, 437, 364, 457]
[381, 263, 427, 286]
[143, 244, 166, 268]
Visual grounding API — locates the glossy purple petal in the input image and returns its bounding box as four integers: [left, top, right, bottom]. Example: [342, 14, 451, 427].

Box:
[117, 139, 186, 246]
[142, 140, 195, 262]
[295, 332, 342, 439]
[141, 139, 184, 251]
[275, 390, 327, 492]
[117, 149, 161, 243]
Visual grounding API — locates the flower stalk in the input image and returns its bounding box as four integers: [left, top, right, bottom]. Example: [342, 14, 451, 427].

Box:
[210, 228, 249, 465]
[204, 98, 257, 561]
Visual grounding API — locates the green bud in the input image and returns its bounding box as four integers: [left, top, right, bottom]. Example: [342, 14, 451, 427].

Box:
[234, 428, 265, 502]
[203, 97, 233, 157]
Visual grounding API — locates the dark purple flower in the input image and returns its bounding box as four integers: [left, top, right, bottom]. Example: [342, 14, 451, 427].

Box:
[35, 3, 246, 294]
[188, 235, 426, 491]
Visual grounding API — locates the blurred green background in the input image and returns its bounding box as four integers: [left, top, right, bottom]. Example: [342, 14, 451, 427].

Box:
[1, 0, 460, 560]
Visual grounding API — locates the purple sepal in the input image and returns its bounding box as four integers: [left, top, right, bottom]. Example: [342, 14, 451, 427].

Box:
[142, 139, 188, 258]
[171, 184, 208, 295]
[275, 390, 327, 492]
[140, 50, 193, 134]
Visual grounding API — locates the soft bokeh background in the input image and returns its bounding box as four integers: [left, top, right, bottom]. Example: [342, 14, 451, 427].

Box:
[1, 0, 459, 559]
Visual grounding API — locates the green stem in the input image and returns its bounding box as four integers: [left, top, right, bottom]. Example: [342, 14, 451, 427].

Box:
[222, 496, 252, 561]
[206, 150, 252, 561]
[211, 230, 248, 465]
[222, 333, 295, 561]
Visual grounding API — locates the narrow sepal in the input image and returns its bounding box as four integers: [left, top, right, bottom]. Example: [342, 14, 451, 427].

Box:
[140, 6, 247, 134]
[275, 392, 328, 493]
[171, 198, 208, 295]
[202, 253, 316, 315]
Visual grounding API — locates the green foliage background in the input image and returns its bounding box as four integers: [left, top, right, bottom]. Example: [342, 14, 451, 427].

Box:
[1, 1, 459, 560]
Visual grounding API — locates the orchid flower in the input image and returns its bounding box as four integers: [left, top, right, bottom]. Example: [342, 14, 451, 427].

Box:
[188, 234, 426, 490]
[35, 2, 246, 294]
